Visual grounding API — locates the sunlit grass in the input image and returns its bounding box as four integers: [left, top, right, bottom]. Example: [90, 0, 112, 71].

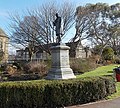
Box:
[76, 64, 120, 100]
[77, 64, 119, 78]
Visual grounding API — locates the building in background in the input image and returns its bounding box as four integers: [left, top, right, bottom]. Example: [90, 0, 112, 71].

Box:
[15, 41, 91, 61]
[0, 28, 9, 63]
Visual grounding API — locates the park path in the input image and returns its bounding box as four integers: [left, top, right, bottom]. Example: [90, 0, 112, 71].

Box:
[66, 97, 120, 108]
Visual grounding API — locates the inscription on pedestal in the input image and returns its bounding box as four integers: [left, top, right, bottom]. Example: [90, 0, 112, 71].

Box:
[61, 55, 69, 66]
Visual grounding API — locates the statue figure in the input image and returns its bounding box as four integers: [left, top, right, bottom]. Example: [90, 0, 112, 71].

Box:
[53, 13, 61, 43]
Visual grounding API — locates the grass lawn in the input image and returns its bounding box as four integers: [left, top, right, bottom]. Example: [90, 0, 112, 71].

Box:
[77, 64, 119, 78]
[77, 64, 120, 100]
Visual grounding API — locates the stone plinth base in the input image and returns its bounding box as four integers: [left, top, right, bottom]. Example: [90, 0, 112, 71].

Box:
[46, 43, 76, 80]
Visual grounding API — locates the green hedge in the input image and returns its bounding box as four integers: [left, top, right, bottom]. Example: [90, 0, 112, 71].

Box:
[0, 76, 116, 108]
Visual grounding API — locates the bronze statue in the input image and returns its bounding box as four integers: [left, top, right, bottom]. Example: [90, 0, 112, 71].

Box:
[53, 13, 61, 43]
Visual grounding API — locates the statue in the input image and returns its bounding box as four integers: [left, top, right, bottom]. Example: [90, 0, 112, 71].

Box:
[53, 13, 61, 43]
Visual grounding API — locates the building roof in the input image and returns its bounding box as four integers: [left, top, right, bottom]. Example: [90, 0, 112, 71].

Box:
[0, 28, 8, 37]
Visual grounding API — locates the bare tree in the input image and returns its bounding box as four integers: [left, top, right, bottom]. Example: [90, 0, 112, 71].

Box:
[10, 15, 41, 60]
[9, 2, 75, 60]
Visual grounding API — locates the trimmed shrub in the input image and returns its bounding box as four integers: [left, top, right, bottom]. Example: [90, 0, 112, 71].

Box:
[0, 76, 116, 108]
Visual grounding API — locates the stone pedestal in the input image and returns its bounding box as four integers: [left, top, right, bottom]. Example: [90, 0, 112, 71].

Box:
[46, 43, 76, 79]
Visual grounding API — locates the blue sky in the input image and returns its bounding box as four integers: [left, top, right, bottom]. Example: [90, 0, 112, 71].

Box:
[0, 0, 120, 54]
[0, 0, 120, 34]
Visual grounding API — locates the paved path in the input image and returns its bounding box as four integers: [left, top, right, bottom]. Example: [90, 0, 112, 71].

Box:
[67, 97, 120, 108]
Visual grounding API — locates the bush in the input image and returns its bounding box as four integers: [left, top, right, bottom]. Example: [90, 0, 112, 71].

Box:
[70, 58, 97, 74]
[114, 56, 120, 64]
[0, 76, 116, 108]
[102, 47, 114, 61]
[12, 62, 22, 70]
[5, 65, 17, 75]
[23, 62, 48, 77]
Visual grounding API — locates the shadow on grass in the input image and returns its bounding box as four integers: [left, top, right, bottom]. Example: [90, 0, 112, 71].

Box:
[107, 71, 113, 73]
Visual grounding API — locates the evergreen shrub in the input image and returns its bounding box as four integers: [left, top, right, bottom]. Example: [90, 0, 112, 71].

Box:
[0, 76, 116, 108]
